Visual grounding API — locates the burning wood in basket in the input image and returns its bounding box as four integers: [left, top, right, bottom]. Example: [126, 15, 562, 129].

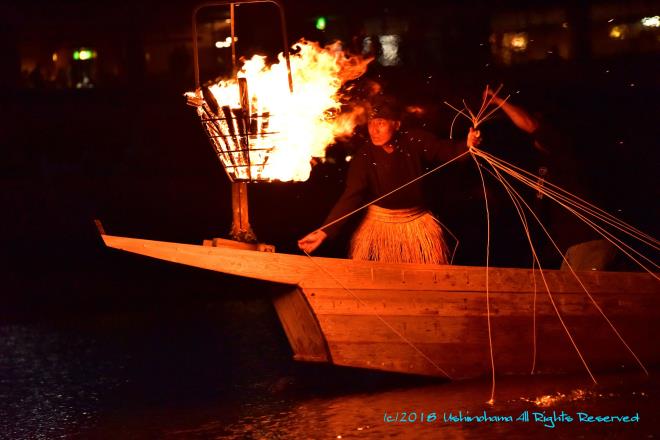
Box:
[187, 85, 272, 181]
[186, 40, 373, 182]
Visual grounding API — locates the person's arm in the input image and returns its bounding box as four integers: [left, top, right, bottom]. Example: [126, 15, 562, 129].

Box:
[298, 150, 369, 253]
[484, 88, 551, 154]
[485, 91, 540, 135]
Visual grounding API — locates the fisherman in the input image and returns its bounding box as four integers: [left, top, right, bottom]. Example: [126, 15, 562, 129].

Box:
[298, 94, 482, 264]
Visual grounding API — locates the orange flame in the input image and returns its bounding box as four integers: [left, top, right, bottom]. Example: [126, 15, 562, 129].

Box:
[186, 40, 372, 182]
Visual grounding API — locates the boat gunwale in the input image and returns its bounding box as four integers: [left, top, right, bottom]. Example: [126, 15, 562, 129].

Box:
[101, 234, 660, 294]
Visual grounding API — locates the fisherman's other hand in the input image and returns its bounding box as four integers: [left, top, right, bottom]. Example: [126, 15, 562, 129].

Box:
[298, 230, 328, 254]
[467, 127, 482, 149]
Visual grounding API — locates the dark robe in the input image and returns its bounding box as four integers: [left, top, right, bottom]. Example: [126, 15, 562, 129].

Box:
[323, 128, 465, 237]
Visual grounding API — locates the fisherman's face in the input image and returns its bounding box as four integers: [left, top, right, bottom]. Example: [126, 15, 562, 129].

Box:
[368, 118, 400, 146]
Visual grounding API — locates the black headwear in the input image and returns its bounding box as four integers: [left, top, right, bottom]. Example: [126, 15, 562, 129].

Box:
[368, 94, 401, 121]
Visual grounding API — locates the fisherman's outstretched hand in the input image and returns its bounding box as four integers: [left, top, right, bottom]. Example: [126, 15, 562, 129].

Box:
[467, 127, 482, 149]
[298, 230, 328, 254]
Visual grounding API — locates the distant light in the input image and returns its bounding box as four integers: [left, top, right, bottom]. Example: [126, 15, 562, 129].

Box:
[510, 33, 528, 51]
[315, 16, 327, 31]
[378, 35, 401, 66]
[641, 15, 660, 27]
[52, 53, 58, 62]
[362, 36, 373, 55]
[511, 36, 527, 50]
[79, 50, 93, 60]
[607, 18, 614, 23]
[215, 36, 237, 48]
[73, 49, 96, 61]
[345, 155, 352, 162]
[561, 22, 568, 29]
[609, 25, 626, 39]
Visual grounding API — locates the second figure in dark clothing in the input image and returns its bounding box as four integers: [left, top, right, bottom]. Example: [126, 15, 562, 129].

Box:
[298, 95, 481, 264]
[483, 87, 604, 269]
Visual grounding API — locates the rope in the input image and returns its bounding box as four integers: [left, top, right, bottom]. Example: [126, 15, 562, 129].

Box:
[470, 151, 498, 404]
[479, 159, 540, 374]
[445, 88, 509, 403]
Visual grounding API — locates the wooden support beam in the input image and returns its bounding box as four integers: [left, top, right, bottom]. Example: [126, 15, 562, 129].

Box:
[230, 181, 257, 243]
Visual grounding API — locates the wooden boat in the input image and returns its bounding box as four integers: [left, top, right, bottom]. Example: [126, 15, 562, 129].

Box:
[99, 231, 660, 380]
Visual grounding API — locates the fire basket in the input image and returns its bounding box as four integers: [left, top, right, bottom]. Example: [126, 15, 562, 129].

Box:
[189, 0, 294, 242]
[190, 0, 293, 183]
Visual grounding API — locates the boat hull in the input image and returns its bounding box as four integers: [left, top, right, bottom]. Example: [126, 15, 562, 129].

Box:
[290, 285, 658, 379]
[101, 234, 660, 379]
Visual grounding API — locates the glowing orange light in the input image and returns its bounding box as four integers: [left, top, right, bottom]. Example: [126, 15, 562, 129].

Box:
[510, 34, 528, 51]
[609, 25, 626, 39]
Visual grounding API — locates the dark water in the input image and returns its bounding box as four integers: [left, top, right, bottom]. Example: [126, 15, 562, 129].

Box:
[1, 291, 657, 440]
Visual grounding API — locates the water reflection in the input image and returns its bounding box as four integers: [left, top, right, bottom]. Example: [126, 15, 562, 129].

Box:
[1, 313, 656, 439]
[0, 325, 123, 438]
[166, 373, 655, 439]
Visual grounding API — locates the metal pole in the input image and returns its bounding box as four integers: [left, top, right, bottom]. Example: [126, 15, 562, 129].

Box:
[230, 3, 237, 75]
[230, 181, 257, 242]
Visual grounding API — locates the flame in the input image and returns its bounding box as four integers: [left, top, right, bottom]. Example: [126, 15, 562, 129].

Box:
[186, 39, 372, 182]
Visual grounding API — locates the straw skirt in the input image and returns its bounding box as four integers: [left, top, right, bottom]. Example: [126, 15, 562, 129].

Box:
[349, 205, 449, 264]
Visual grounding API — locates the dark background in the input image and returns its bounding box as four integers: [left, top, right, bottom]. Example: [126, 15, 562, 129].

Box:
[1, 0, 658, 318]
[0, 2, 658, 437]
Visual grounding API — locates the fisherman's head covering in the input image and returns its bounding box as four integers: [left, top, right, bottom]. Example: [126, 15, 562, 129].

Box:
[368, 94, 401, 121]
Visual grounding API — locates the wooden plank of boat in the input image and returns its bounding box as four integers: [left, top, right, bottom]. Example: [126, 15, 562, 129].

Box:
[100, 233, 660, 379]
